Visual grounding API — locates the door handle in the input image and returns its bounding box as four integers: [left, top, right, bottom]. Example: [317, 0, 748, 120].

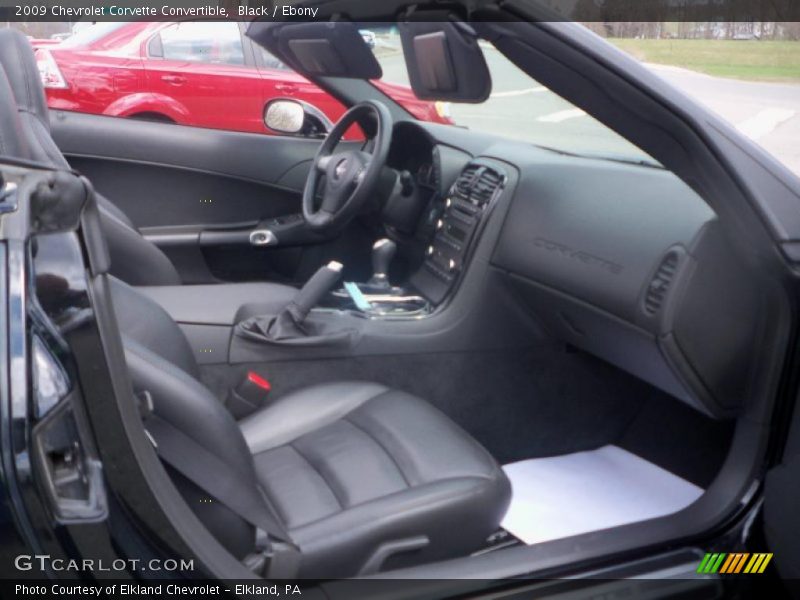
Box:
[249, 229, 278, 246]
[161, 74, 187, 86]
[275, 83, 297, 94]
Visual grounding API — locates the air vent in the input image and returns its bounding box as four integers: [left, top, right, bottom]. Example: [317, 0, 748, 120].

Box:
[453, 164, 480, 201]
[644, 251, 680, 315]
[472, 168, 504, 205]
[451, 164, 503, 206]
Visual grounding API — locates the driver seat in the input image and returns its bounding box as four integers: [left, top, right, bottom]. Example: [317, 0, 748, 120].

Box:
[0, 28, 287, 289]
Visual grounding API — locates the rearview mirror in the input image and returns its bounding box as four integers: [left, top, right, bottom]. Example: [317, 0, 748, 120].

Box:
[264, 99, 331, 138]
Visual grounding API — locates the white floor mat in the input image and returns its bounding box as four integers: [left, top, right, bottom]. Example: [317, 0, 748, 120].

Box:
[501, 445, 703, 545]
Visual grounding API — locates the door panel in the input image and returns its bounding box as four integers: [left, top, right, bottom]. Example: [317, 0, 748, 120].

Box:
[65, 156, 299, 228]
[50, 110, 356, 283]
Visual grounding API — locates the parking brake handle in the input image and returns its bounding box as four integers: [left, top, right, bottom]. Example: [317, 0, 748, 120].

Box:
[287, 261, 343, 324]
[237, 261, 343, 343]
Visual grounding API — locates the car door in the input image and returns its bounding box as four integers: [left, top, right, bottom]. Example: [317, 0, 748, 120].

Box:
[48, 24, 374, 286]
[143, 21, 265, 133]
[763, 394, 800, 581]
[51, 109, 375, 286]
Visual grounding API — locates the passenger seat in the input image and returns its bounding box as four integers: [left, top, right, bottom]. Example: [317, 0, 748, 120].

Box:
[110, 277, 511, 578]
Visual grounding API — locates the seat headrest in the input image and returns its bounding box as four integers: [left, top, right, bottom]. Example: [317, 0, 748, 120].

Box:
[0, 65, 30, 160]
[0, 29, 51, 130]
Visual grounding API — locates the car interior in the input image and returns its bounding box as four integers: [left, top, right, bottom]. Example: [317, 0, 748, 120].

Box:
[1, 9, 792, 584]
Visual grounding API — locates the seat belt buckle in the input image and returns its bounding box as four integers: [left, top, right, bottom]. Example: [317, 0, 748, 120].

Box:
[227, 371, 272, 419]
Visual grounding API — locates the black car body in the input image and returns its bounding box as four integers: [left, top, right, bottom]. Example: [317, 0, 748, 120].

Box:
[1, 2, 799, 599]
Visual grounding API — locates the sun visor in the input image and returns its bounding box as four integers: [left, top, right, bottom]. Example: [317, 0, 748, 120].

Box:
[399, 20, 491, 102]
[247, 21, 382, 80]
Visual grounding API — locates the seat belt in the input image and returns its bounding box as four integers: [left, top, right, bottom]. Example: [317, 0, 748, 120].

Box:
[142, 409, 302, 578]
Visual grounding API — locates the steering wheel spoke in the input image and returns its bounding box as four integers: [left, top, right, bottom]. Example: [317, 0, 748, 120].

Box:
[316, 154, 333, 172]
[353, 151, 371, 187]
[320, 187, 346, 214]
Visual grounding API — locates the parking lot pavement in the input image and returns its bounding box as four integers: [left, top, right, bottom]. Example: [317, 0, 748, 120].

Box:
[379, 46, 800, 175]
[646, 64, 800, 176]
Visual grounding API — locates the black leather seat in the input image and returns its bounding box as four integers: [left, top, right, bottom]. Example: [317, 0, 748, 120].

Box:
[113, 277, 511, 578]
[0, 64, 28, 159]
[0, 28, 290, 292]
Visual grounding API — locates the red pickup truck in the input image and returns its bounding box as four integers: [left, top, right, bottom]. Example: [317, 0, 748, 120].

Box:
[34, 21, 451, 134]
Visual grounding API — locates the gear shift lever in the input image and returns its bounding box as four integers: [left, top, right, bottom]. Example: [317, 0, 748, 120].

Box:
[368, 238, 396, 288]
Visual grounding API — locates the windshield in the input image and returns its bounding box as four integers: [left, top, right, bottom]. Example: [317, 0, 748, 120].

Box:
[367, 26, 656, 164]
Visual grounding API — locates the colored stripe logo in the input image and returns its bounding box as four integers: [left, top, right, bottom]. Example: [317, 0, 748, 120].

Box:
[697, 553, 773, 574]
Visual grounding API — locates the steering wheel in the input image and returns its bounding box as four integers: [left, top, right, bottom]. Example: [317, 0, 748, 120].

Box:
[303, 100, 393, 231]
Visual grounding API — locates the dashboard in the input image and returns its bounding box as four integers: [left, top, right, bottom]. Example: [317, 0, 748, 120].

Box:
[416, 160, 438, 189]
[386, 122, 471, 197]
[387, 120, 769, 420]
[387, 122, 438, 189]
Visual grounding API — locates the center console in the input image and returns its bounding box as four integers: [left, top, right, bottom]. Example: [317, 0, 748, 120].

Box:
[410, 160, 507, 304]
[319, 159, 508, 317]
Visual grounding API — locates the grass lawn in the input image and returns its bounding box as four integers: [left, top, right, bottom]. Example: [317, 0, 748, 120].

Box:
[609, 39, 800, 83]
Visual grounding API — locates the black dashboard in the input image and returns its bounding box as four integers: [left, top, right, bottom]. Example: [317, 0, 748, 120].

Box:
[388, 121, 768, 419]
[386, 122, 471, 197]
[387, 123, 439, 190]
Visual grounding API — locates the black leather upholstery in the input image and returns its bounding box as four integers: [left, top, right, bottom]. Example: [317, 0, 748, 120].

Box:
[243, 382, 511, 578]
[0, 28, 67, 168]
[124, 337, 258, 558]
[98, 206, 187, 286]
[0, 66, 29, 160]
[110, 277, 201, 378]
[109, 278, 511, 577]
